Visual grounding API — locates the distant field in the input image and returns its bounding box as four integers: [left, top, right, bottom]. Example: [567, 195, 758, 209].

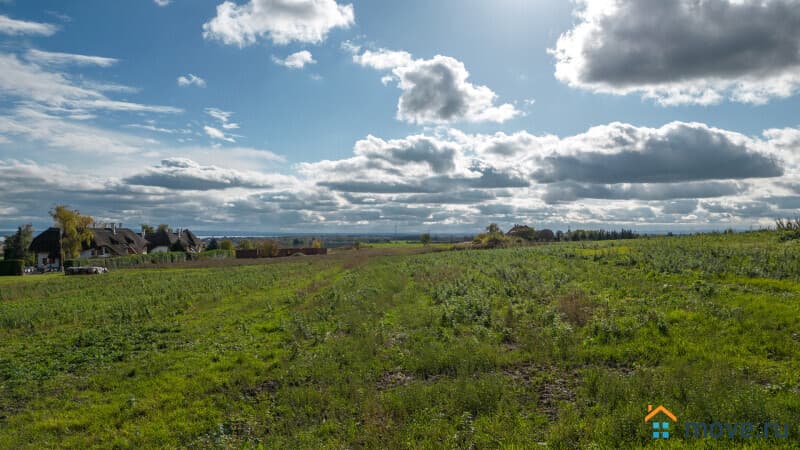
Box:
[1, 232, 799, 448]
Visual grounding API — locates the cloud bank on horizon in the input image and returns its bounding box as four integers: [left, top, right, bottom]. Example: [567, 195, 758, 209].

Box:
[0, 0, 799, 233]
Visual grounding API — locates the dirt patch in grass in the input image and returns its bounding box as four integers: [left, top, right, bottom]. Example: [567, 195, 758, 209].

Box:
[556, 289, 594, 327]
[376, 370, 416, 390]
[242, 379, 280, 398]
[503, 363, 581, 421]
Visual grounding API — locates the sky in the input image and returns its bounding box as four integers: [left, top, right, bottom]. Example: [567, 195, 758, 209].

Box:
[1, 0, 799, 234]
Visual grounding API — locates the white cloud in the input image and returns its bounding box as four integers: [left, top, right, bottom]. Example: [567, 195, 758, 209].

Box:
[0, 52, 181, 114]
[177, 73, 206, 88]
[353, 48, 520, 124]
[204, 125, 236, 143]
[272, 50, 316, 69]
[202, 0, 354, 47]
[125, 158, 275, 190]
[0, 14, 57, 36]
[552, 0, 800, 105]
[0, 106, 153, 156]
[353, 48, 412, 70]
[154, 0, 171, 6]
[205, 107, 239, 129]
[25, 49, 118, 67]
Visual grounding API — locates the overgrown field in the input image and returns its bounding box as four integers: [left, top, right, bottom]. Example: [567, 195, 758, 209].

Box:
[1, 232, 799, 448]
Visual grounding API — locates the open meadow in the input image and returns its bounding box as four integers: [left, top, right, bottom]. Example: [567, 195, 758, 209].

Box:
[1, 232, 799, 448]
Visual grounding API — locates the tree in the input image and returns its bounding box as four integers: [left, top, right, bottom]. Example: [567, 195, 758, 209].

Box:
[236, 239, 254, 250]
[311, 238, 322, 249]
[420, 233, 431, 246]
[141, 224, 154, 234]
[257, 240, 279, 257]
[486, 223, 500, 233]
[219, 239, 234, 251]
[353, 240, 361, 250]
[50, 205, 94, 263]
[157, 224, 171, 233]
[206, 238, 219, 251]
[4, 224, 34, 265]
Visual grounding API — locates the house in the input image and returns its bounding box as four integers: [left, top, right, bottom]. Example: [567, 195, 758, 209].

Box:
[29, 224, 149, 268]
[645, 404, 677, 440]
[29, 227, 62, 270]
[145, 228, 203, 253]
[79, 224, 148, 258]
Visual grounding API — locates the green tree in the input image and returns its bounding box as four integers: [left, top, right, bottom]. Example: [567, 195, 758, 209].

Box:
[420, 233, 431, 246]
[50, 205, 94, 263]
[219, 239, 234, 251]
[206, 238, 219, 251]
[486, 223, 500, 233]
[157, 224, 171, 233]
[4, 224, 34, 265]
[311, 238, 323, 249]
[141, 224, 154, 234]
[236, 239, 254, 250]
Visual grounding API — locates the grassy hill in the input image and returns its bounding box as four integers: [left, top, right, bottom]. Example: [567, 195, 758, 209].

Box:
[1, 232, 799, 448]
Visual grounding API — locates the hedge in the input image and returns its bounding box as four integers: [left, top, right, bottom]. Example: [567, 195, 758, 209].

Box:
[0, 259, 24, 276]
[70, 250, 235, 270]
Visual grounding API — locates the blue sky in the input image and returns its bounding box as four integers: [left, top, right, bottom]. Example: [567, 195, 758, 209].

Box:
[1, 0, 799, 234]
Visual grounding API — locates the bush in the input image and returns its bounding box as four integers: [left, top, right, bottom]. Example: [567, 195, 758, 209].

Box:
[64, 260, 80, 269]
[0, 259, 24, 276]
[472, 232, 511, 249]
[197, 249, 235, 259]
[69, 250, 236, 269]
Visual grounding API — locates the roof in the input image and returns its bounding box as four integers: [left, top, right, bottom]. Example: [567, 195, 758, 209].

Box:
[145, 229, 202, 251]
[87, 227, 148, 256]
[645, 405, 677, 423]
[29, 227, 61, 253]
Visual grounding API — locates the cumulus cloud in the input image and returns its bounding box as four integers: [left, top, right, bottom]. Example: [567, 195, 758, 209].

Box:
[272, 50, 316, 69]
[202, 0, 354, 47]
[552, 0, 800, 105]
[352, 48, 520, 124]
[124, 158, 274, 190]
[533, 122, 783, 184]
[353, 48, 412, 70]
[0, 14, 57, 36]
[25, 49, 118, 67]
[542, 181, 746, 204]
[177, 73, 206, 88]
[1, 112, 795, 231]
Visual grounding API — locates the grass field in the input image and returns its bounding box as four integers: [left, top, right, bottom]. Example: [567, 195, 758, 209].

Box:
[1, 232, 799, 448]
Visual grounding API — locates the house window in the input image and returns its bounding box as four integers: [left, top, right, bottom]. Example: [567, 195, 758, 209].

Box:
[652, 422, 669, 439]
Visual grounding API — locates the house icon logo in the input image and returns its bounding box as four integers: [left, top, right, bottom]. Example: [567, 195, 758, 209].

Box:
[645, 404, 677, 439]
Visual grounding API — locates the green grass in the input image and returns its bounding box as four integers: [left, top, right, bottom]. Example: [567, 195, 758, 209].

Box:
[1, 231, 799, 448]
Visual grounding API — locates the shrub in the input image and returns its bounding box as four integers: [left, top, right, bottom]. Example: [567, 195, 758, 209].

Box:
[0, 259, 24, 276]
